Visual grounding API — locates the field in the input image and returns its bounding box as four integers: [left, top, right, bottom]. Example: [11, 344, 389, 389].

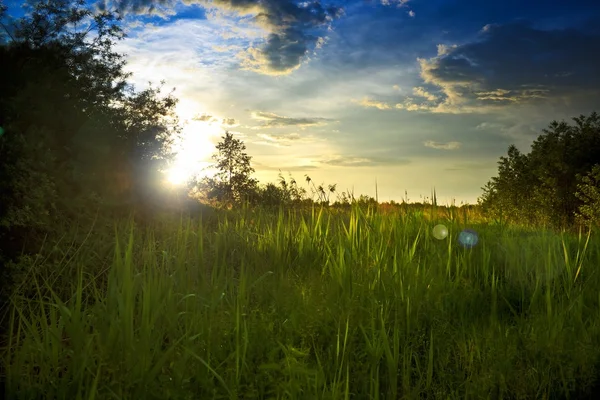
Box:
[1, 204, 600, 399]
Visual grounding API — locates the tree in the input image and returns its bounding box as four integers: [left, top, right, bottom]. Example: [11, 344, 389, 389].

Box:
[479, 112, 600, 228]
[478, 144, 537, 224]
[0, 0, 131, 235]
[0, 0, 183, 302]
[0, 0, 180, 214]
[201, 131, 257, 204]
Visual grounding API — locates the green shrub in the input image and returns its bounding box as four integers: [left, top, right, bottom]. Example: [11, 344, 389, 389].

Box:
[575, 164, 600, 226]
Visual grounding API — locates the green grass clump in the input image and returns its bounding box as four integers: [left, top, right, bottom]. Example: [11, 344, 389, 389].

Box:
[2, 205, 600, 399]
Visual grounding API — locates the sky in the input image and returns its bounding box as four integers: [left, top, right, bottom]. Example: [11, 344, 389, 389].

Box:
[4, 0, 600, 204]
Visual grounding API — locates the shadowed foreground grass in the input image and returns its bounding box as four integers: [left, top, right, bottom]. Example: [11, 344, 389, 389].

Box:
[2, 205, 600, 399]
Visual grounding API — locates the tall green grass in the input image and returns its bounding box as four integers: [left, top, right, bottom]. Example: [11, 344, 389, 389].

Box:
[2, 204, 600, 399]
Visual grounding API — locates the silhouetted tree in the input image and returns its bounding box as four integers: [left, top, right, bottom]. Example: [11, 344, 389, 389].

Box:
[199, 132, 257, 204]
[479, 112, 600, 228]
[0, 0, 182, 302]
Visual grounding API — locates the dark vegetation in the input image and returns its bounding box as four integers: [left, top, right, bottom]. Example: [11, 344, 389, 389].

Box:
[1, 1, 600, 398]
[478, 114, 600, 229]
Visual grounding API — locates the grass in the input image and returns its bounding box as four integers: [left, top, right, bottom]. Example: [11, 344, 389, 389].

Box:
[1, 203, 600, 399]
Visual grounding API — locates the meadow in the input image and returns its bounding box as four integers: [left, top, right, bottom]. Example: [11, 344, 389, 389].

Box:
[1, 203, 600, 399]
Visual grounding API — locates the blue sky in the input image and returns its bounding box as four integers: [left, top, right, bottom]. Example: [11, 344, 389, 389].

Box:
[3, 0, 600, 204]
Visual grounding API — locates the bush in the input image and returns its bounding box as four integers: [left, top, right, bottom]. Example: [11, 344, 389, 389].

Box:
[575, 164, 600, 226]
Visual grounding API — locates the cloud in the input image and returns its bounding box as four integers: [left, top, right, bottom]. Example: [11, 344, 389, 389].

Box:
[193, 113, 215, 122]
[222, 118, 238, 126]
[319, 155, 410, 167]
[354, 96, 437, 112]
[103, 0, 343, 75]
[476, 120, 541, 143]
[353, 97, 392, 110]
[254, 132, 303, 146]
[414, 21, 600, 113]
[380, 0, 415, 17]
[394, 100, 435, 111]
[412, 87, 439, 101]
[249, 111, 333, 128]
[436, 44, 457, 56]
[424, 140, 461, 150]
[112, 17, 248, 102]
[252, 161, 319, 171]
[98, 0, 178, 18]
[475, 122, 504, 131]
[212, 44, 242, 53]
[258, 132, 301, 141]
[380, 0, 411, 7]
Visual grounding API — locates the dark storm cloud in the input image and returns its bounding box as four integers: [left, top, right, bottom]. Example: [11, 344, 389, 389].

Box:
[214, 0, 343, 75]
[416, 21, 600, 112]
[102, 0, 343, 75]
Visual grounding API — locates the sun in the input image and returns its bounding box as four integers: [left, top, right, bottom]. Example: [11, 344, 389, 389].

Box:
[166, 167, 190, 185]
[164, 101, 221, 185]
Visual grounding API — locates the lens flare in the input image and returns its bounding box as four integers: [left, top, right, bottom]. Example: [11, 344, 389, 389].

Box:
[432, 224, 448, 240]
[458, 229, 479, 249]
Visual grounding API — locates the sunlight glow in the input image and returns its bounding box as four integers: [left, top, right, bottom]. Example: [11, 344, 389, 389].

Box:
[165, 100, 222, 185]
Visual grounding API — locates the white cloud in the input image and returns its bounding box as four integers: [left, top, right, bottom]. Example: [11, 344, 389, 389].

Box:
[353, 97, 392, 110]
[413, 87, 439, 101]
[424, 140, 462, 150]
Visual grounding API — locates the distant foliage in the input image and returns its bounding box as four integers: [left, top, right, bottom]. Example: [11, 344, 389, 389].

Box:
[479, 112, 600, 229]
[252, 172, 308, 208]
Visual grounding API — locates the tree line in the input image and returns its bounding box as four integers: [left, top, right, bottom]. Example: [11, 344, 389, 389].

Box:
[192, 113, 600, 233]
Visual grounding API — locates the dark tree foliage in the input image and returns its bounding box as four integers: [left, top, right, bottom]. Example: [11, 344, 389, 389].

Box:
[0, 0, 180, 218]
[479, 112, 600, 228]
[0, 0, 181, 302]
